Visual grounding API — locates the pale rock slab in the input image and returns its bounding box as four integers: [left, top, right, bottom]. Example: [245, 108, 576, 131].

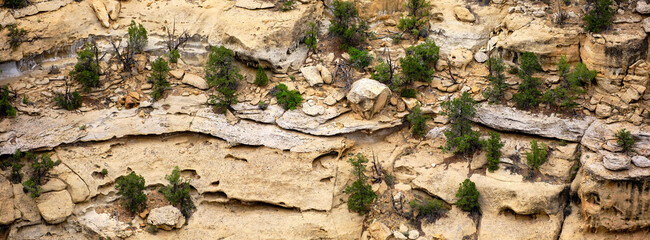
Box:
[36, 190, 74, 224]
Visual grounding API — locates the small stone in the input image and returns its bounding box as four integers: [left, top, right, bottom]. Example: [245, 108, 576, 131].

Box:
[474, 52, 488, 63]
[454, 6, 475, 23]
[170, 70, 185, 79]
[393, 231, 407, 239]
[141, 83, 152, 90]
[533, 10, 545, 17]
[399, 224, 408, 233]
[368, 222, 391, 240]
[407, 230, 419, 239]
[302, 101, 325, 116]
[147, 206, 185, 230]
[300, 66, 324, 86]
[632, 156, 650, 168]
[324, 95, 337, 106]
[595, 104, 612, 118]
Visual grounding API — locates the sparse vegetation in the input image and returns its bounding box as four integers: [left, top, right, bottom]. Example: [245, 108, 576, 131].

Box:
[512, 52, 543, 110]
[400, 88, 417, 98]
[281, 0, 295, 12]
[274, 83, 303, 110]
[542, 57, 596, 111]
[304, 22, 318, 51]
[205, 46, 242, 113]
[410, 198, 448, 223]
[128, 20, 148, 54]
[348, 47, 373, 71]
[6, 24, 27, 49]
[484, 132, 504, 172]
[329, 0, 369, 49]
[168, 49, 180, 64]
[441, 92, 482, 155]
[150, 57, 171, 101]
[400, 39, 439, 84]
[22, 153, 61, 198]
[115, 172, 147, 214]
[344, 154, 377, 215]
[159, 166, 195, 218]
[526, 140, 548, 170]
[407, 104, 429, 138]
[483, 58, 508, 104]
[4, 0, 27, 9]
[70, 43, 101, 92]
[397, 0, 430, 36]
[0, 86, 17, 117]
[455, 179, 480, 212]
[583, 0, 614, 33]
[55, 89, 82, 110]
[100, 168, 108, 176]
[615, 128, 635, 153]
[255, 65, 269, 87]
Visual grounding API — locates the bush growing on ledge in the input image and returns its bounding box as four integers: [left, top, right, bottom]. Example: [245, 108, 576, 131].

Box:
[615, 128, 635, 153]
[70, 43, 101, 92]
[4, 0, 27, 9]
[150, 57, 171, 101]
[400, 88, 417, 98]
[455, 179, 480, 212]
[1, 86, 17, 117]
[23, 153, 61, 198]
[55, 90, 82, 110]
[329, 0, 369, 49]
[160, 166, 195, 218]
[397, 0, 430, 36]
[255, 65, 269, 87]
[205, 46, 242, 113]
[274, 83, 303, 110]
[542, 57, 596, 111]
[526, 140, 548, 170]
[484, 131, 504, 172]
[400, 39, 439, 84]
[128, 20, 148, 54]
[348, 47, 373, 71]
[116, 172, 147, 214]
[344, 154, 377, 215]
[410, 198, 448, 223]
[6, 24, 27, 49]
[281, 0, 295, 12]
[512, 52, 543, 110]
[441, 92, 482, 155]
[168, 49, 180, 64]
[407, 104, 429, 138]
[304, 22, 318, 51]
[583, 0, 614, 33]
[483, 58, 508, 104]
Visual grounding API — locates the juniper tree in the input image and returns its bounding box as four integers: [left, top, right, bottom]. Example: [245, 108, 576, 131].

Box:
[70, 43, 101, 92]
[149, 57, 171, 101]
[441, 92, 481, 155]
[160, 166, 195, 218]
[397, 0, 430, 36]
[116, 172, 147, 213]
[483, 58, 508, 104]
[205, 46, 242, 112]
[344, 154, 377, 215]
[512, 52, 543, 109]
[455, 179, 480, 212]
[329, 0, 369, 49]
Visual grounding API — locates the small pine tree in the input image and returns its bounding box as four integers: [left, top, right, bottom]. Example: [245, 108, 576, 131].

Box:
[455, 179, 480, 212]
[128, 20, 148, 54]
[407, 104, 429, 138]
[150, 57, 171, 101]
[409, 198, 448, 223]
[441, 92, 482, 155]
[255, 65, 269, 87]
[483, 58, 508, 104]
[512, 52, 543, 109]
[205, 46, 242, 112]
[115, 172, 147, 214]
[615, 128, 635, 153]
[526, 140, 548, 170]
[274, 83, 303, 110]
[329, 0, 369, 49]
[344, 154, 377, 215]
[542, 57, 596, 111]
[159, 166, 195, 218]
[6, 24, 27, 49]
[397, 0, 430, 36]
[168, 49, 180, 64]
[484, 132, 504, 172]
[55, 90, 82, 110]
[0, 86, 17, 117]
[583, 0, 614, 33]
[348, 47, 373, 71]
[22, 153, 61, 198]
[400, 39, 439, 84]
[304, 22, 318, 51]
[70, 43, 101, 92]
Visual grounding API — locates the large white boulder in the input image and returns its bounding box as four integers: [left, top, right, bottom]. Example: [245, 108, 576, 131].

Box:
[147, 205, 186, 230]
[346, 78, 391, 119]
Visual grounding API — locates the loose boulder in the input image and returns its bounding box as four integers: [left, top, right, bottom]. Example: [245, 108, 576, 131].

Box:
[147, 205, 186, 230]
[347, 78, 390, 119]
[300, 66, 323, 86]
[90, 0, 110, 28]
[36, 190, 74, 224]
[454, 6, 475, 23]
[182, 74, 210, 90]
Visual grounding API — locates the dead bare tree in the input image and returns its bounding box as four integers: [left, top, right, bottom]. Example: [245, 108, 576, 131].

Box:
[445, 57, 457, 84]
[165, 20, 190, 52]
[370, 150, 383, 183]
[334, 61, 353, 90]
[110, 38, 136, 73]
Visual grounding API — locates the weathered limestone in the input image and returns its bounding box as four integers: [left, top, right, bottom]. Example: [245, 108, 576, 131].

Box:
[147, 206, 186, 230]
[347, 78, 391, 120]
[35, 190, 74, 224]
[182, 74, 210, 90]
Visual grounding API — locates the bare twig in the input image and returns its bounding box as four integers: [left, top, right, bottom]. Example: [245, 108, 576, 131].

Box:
[166, 19, 190, 52]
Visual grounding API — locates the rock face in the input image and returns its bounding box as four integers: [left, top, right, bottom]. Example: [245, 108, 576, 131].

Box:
[90, 0, 110, 28]
[35, 190, 74, 224]
[0, 177, 17, 225]
[473, 103, 595, 142]
[637, 1, 650, 14]
[182, 74, 210, 90]
[346, 78, 391, 120]
[147, 206, 186, 230]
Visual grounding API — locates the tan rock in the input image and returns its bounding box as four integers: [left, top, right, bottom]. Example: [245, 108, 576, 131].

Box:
[422, 206, 476, 240]
[90, 0, 110, 28]
[36, 190, 74, 224]
[105, 0, 120, 21]
[368, 221, 392, 240]
[182, 74, 210, 90]
[453, 6, 475, 23]
[147, 205, 186, 230]
[0, 177, 16, 225]
[347, 78, 391, 119]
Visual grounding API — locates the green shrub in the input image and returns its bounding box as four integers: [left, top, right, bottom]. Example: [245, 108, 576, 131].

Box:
[484, 132, 504, 172]
[519, 52, 542, 76]
[4, 0, 27, 9]
[11, 163, 22, 184]
[205, 46, 242, 112]
[5, 149, 24, 184]
[410, 198, 448, 223]
[115, 172, 147, 214]
[274, 83, 303, 110]
[168, 49, 180, 64]
[22, 179, 41, 198]
[455, 179, 480, 212]
[400, 88, 417, 98]
[542, 57, 596, 111]
[372, 58, 397, 87]
[512, 52, 543, 110]
[70, 43, 100, 92]
[441, 92, 482, 155]
[483, 58, 508, 104]
[255, 65, 269, 87]
[344, 154, 377, 215]
[100, 168, 108, 176]
[159, 166, 195, 218]
[400, 39, 439, 84]
[55, 91, 82, 110]
[348, 47, 373, 71]
[150, 57, 171, 101]
[397, 0, 430, 36]
[304, 22, 318, 51]
[526, 140, 548, 170]
[583, 0, 614, 33]
[384, 172, 395, 187]
[407, 104, 429, 138]
[0, 86, 17, 117]
[281, 0, 295, 11]
[22, 153, 60, 198]
[128, 20, 148, 53]
[329, 0, 369, 49]
[615, 128, 635, 153]
[6, 24, 27, 49]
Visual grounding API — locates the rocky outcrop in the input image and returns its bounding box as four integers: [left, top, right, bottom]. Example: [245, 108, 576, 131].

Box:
[0, 177, 17, 225]
[347, 78, 391, 120]
[35, 190, 74, 224]
[182, 74, 210, 90]
[276, 107, 402, 136]
[147, 206, 186, 230]
[473, 103, 595, 142]
[300, 66, 323, 86]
